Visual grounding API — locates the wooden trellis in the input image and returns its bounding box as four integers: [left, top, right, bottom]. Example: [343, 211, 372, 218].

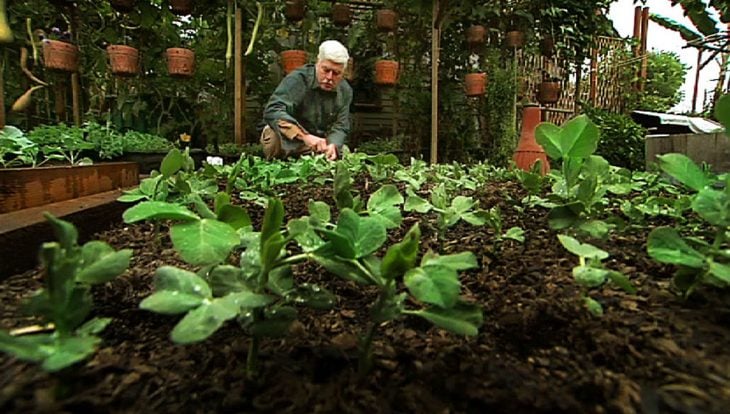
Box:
[516, 36, 635, 125]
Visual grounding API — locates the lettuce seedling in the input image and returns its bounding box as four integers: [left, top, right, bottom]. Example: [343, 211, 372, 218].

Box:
[0, 214, 131, 372]
[139, 199, 335, 379]
[558, 234, 635, 316]
[295, 208, 483, 375]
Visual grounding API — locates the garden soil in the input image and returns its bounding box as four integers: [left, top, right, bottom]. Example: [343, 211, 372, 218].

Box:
[2, 180, 729, 413]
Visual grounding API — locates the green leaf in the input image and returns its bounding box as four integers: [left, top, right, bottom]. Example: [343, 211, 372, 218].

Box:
[77, 242, 131, 284]
[43, 213, 78, 251]
[451, 196, 476, 214]
[608, 271, 636, 294]
[160, 149, 184, 177]
[286, 283, 336, 309]
[169, 295, 242, 343]
[153, 266, 212, 298]
[0, 331, 47, 363]
[170, 219, 239, 266]
[411, 302, 483, 336]
[420, 251, 478, 271]
[714, 94, 730, 130]
[572, 266, 609, 288]
[503, 227, 525, 242]
[312, 255, 373, 285]
[558, 235, 609, 260]
[122, 201, 199, 223]
[76, 317, 112, 336]
[334, 209, 387, 259]
[691, 187, 729, 227]
[548, 202, 584, 230]
[217, 205, 251, 230]
[404, 191, 432, 213]
[657, 153, 710, 192]
[562, 114, 599, 158]
[535, 122, 563, 160]
[578, 220, 610, 239]
[708, 260, 730, 286]
[214, 192, 231, 216]
[209, 265, 248, 297]
[268, 266, 294, 295]
[462, 210, 490, 226]
[334, 162, 354, 210]
[261, 198, 285, 245]
[647, 227, 705, 268]
[308, 200, 331, 223]
[404, 266, 461, 308]
[288, 218, 324, 252]
[584, 296, 604, 316]
[140, 291, 205, 314]
[367, 184, 404, 210]
[246, 306, 297, 338]
[381, 224, 420, 279]
[42, 335, 100, 372]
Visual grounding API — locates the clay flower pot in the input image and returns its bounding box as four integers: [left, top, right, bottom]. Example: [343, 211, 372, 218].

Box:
[376, 9, 398, 32]
[540, 35, 555, 57]
[280, 49, 308, 74]
[374, 59, 398, 86]
[285, 0, 306, 22]
[537, 81, 561, 105]
[169, 0, 193, 15]
[513, 105, 550, 175]
[166, 47, 195, 78]
[464, 72, 487, 97]
[332, 3, 352, 27]
[107, 44, 139, 77]
[110, 0, 136, 13]
[505, 30, 525, 49]
[466, 25, 486, 48]
[42, 39, 79, 72]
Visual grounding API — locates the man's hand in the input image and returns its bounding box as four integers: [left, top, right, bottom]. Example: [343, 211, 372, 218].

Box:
[324, 143, 338, 161]
[301, 133, 328, 153]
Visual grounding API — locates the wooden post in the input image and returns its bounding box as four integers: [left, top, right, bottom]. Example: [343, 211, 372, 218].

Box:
[0, 52, 5, 129]
[691, 51, 708, 113]
[639, 7, 650, 91]
[632, 6, 642, 91]
[70, 3, 81, 126]
[234, 5, 244, 145]
[430, 0, 439, 164]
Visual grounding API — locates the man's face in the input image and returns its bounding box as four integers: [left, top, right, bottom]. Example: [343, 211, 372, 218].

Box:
[316, 59, 345, 92]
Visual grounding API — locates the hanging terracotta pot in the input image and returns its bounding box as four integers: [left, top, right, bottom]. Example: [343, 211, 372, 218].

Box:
[42, 39, 79, 72]
[505, 30, 525, 48]
[110, 0, 136, 13]
[464, 73, 487, 97]
[107, 44, 139, 77]
[376, 9, 398, 32]
[332, 4, 351, 27]
[285, 0, 306, 22]
[166, 47, 195, 78]
[280, 49, 308, 74]
[537, 81, 561, 104]
[540, 35, 555, 57]
[169, 0, 193, 15]
[513, 105, 550, 175]
[466, 25, 486, 47]
[374, 59, 398, 86]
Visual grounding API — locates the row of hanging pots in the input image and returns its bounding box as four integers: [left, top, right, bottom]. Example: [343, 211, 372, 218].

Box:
[110, 0, 192, 15]
[465, 24, 555, 56]
[42, 40, 195, 78]
[279, 50, 398, 87]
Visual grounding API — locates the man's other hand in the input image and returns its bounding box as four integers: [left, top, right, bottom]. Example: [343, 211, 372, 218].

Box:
[302, 134, 328, 152]
[325, 143, 338, 161]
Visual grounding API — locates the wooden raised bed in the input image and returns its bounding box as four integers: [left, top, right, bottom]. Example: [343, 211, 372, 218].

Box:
[0, 162, 139, 214]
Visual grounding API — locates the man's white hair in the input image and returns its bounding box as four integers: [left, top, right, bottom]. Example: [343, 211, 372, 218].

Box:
[318, 40, 349, 67]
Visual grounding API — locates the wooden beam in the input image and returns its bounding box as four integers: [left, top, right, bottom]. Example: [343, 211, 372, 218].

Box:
[639, 7, 649, 91]
[430, 0, 439, 164]
[70, 3, 81, 126]
[589, 47, 598, 105]
[234, 5, 244, 146]
[0, 52, 5, 129]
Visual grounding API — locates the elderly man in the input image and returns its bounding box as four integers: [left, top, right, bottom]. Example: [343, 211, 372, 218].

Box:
[260, 40, 353, 160]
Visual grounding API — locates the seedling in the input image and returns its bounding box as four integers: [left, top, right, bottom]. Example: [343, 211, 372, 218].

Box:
[0, 214, 131, 372]
[558, 234, 635, 316]
[139, 199, 335, 380]
[292, 205, 483, 375]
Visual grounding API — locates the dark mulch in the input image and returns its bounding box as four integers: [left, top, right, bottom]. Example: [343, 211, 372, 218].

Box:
[2, 179, 729, 414]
